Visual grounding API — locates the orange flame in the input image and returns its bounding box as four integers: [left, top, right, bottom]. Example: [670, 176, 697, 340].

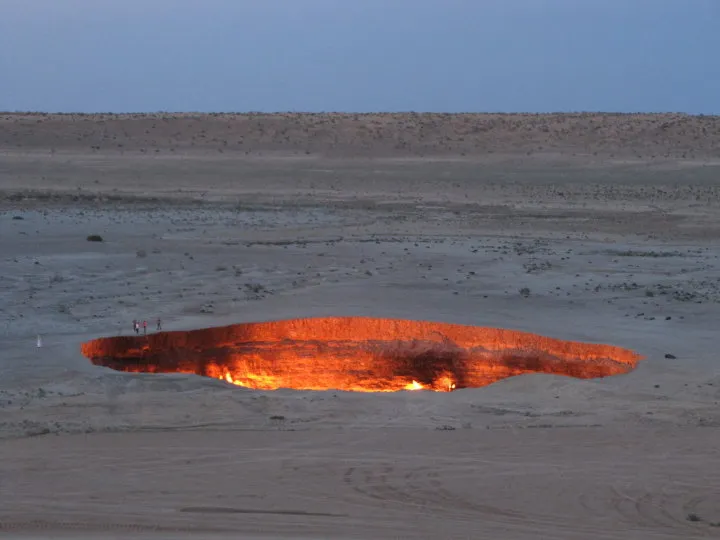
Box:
[80, 317, 643, 392]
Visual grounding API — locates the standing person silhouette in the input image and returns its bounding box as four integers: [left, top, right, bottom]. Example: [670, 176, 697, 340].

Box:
[156, 318, 162, 331]
[143, 320, 147, 335]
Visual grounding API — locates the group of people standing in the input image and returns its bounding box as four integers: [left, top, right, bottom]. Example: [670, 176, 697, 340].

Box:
[133, 318, 162, 335]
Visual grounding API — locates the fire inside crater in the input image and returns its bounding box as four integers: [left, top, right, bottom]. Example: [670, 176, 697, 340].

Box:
[81, 317, 642, 392]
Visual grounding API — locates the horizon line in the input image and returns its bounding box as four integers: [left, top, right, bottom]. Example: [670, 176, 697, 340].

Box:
[1, 110, 717, 117]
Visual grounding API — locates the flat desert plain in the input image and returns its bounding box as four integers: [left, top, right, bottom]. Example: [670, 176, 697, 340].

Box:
[1, 113, 720, 539]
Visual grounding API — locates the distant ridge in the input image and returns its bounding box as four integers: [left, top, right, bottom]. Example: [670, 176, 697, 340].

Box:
[2, 112, 719, 159]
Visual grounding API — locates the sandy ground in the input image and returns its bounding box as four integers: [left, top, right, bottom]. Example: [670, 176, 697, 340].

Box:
[1, 115, 720, 538]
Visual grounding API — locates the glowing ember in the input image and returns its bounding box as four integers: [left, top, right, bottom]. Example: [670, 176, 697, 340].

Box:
[80, 317, 643, 392]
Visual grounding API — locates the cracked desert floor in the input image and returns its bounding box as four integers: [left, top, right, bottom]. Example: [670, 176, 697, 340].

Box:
[1, 113, 720, 539]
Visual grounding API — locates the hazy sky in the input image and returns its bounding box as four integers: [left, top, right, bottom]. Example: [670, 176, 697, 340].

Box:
[1, 0, 718, 113]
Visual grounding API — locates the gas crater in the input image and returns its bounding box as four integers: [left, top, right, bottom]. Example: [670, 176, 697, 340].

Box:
[81, 317, 643, 392]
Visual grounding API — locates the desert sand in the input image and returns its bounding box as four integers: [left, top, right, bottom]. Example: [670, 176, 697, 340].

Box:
[1, 113, 720, 539]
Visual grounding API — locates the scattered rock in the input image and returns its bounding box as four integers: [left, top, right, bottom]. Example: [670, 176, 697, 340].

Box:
[665, 353, 677, 359]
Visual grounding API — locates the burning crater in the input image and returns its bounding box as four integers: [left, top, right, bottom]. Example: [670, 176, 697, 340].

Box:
[81, 317, 642, 392]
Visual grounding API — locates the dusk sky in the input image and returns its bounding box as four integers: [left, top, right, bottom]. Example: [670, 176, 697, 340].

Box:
[1, 0, 718, 113]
